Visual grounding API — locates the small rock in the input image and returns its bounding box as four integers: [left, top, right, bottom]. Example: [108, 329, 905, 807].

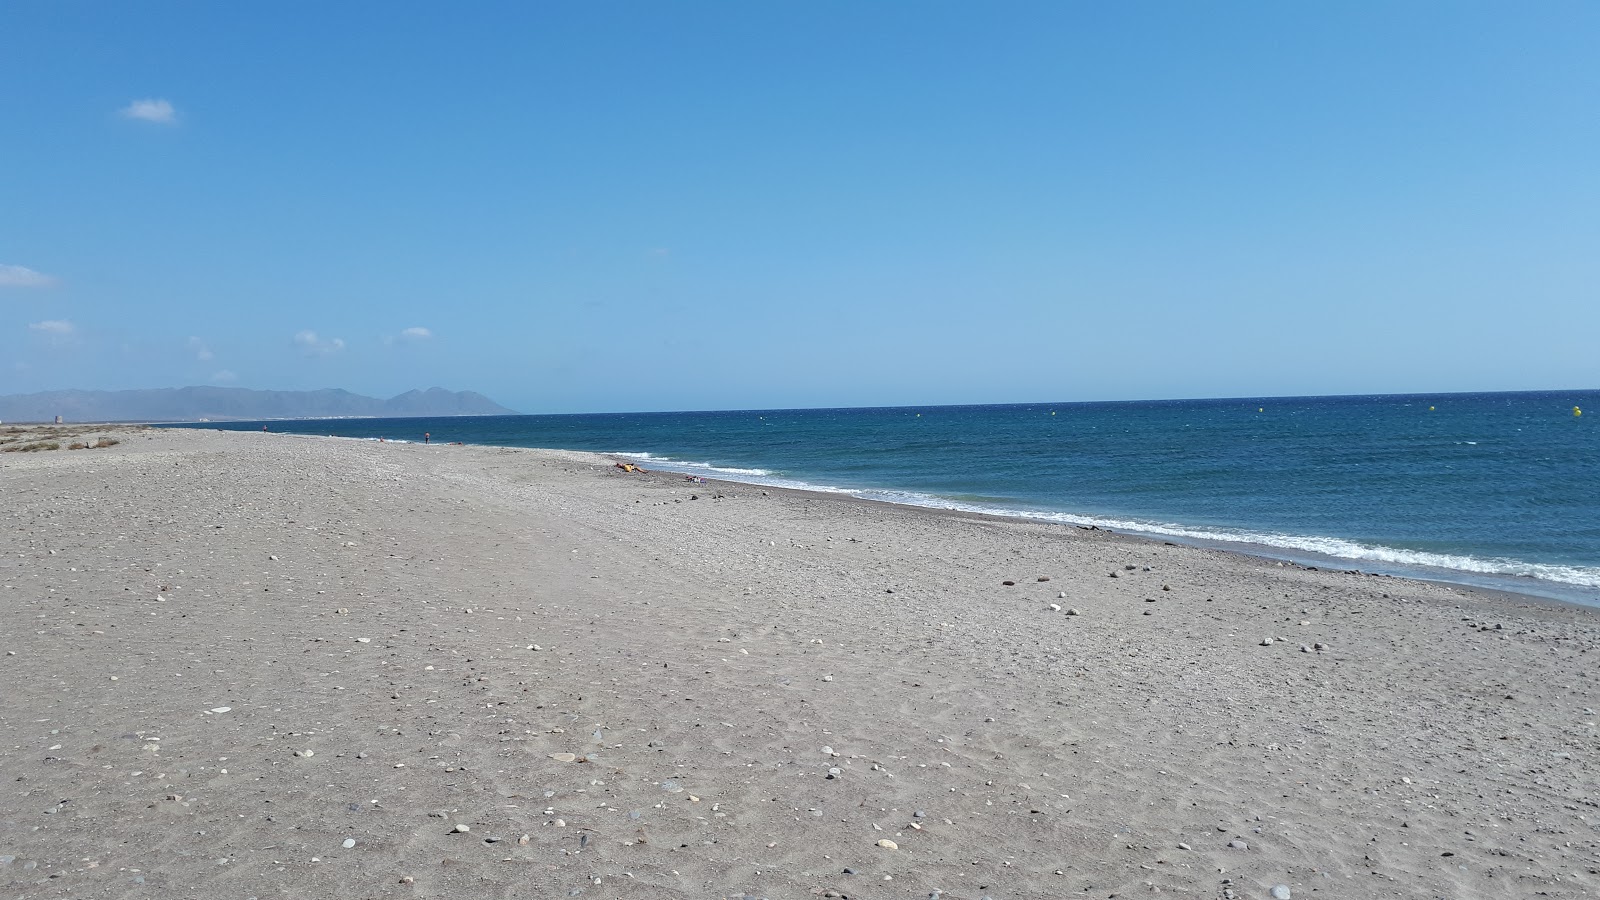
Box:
[1270, 886, 1292, 899]
[1177, 842, 1190, 850]
[822, 675, 833, 682]
[877, 839, 898, 850]
[1066, 608, 1080, 616]
[549, 753, 578, 762]
[341, 838, 356, 849]
[453, 823, 470, 833]
[1259, 638, 1274, 647]
[1048, 604, 1061, 612]
[209, 707, 231, 714]
[1228, 839, 1249, 850]
[294, 749, 314, 758]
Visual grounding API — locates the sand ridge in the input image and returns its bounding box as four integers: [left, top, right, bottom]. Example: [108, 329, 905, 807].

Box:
[1, 427, 1596, 899]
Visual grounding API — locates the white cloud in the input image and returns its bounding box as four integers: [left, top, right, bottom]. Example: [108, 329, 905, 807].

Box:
[120, 98, 178, 125]
[382, 326, 434, 346]
[188, 336, 214, 360]
[0, 264, 57, 288]
[29, 319, 75, 335]
[293, 329, 345, 357]
[211, 369, 237, 383]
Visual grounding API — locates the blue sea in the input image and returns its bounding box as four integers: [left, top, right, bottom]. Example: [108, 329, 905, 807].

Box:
[174, 390, 1600, 607]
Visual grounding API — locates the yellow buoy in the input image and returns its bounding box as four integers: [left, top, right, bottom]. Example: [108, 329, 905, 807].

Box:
[1429, 406, 1435, 411]
[1051, 411, 1056, 415]
[1577, 406, 1584, 417]
[1258, 407, 1263, 413]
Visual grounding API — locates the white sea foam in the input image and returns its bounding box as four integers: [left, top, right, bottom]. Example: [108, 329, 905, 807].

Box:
[614, 452, 771, 477]
[619, 452, 1600, 593]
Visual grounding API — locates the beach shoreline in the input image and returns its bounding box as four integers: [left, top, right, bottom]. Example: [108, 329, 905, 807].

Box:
[166, 398, 1600, 611]
[3, 426, 1596, 898]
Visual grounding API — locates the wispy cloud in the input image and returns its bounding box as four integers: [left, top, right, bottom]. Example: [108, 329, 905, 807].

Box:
[383, 325, 434, 346]
[120, 98, 178, 125]
[211, 369, 237, 383]
[188, 336, 214, 361]
[28, 319, 77, 347]
[29, 319, 75, 336]
[293, 329, 345, 357]
[0, 264, 57, 288]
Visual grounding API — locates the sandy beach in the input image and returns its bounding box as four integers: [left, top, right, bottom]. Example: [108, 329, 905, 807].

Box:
[2, 426, 1596, 899]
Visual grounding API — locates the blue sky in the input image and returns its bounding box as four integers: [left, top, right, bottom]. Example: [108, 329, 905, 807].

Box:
[3, 2, 1596, 413]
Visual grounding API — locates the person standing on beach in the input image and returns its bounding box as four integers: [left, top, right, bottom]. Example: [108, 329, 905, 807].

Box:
[424, 432, 430, 444]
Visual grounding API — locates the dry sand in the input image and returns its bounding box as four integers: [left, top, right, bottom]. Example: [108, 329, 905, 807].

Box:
[2, 427, 1596, 899]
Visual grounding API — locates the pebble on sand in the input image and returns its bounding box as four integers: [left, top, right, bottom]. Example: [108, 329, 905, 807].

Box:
[453, 823, 470, 833]
[341, 838, 356, 849]
[877, 839, 898, 849]
[1270, 886, 1291, 900]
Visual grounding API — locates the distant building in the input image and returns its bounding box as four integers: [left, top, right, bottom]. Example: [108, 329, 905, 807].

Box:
[54, 415, 63, 424]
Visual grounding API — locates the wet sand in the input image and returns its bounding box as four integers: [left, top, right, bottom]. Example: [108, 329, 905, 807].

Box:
[2, 427, 1596, 899]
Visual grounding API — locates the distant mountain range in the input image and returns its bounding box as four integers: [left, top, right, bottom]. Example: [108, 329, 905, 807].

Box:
[0, 386, 517, 423]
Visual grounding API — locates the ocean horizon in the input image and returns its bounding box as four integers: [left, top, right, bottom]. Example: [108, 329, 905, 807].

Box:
[171, 388, 1599, 607]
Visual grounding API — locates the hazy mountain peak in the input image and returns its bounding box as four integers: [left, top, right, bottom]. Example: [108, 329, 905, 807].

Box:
[0, 386, 517, 423]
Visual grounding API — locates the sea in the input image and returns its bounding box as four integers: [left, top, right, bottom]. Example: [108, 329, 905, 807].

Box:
[172, 390, 1600, 607]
